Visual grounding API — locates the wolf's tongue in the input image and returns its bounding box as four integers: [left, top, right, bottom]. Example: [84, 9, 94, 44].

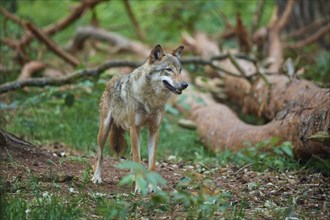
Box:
[163, 80, 181, 95]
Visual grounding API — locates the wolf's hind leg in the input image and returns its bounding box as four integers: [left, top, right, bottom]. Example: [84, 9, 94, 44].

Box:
[92, 110, 113, 184]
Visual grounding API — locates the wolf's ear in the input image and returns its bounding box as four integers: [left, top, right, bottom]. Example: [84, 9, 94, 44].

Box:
[149, 44, 164, 63]
[172, 45, 184, 58]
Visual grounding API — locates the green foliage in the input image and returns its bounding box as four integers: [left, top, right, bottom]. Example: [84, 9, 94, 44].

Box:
[303, 51, 330, 86]
[213, 138, 300, 172]
[117, 160, 166, 196]
[2, 81, 100, 152]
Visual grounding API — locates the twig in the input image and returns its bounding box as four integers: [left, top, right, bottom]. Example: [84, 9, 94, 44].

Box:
[0, 7, 25, 26]
[234, 163, 253, 175]
[254, 62, 272, 88]
[277, 0, 296, 31]
[285, 24, 330, 49]
[123, 0, 145, 41]
[285, 16, 330, 39]
[181, 57, 239, 77]
[25, 22, 80, 67]
[227, 52, 247, 78]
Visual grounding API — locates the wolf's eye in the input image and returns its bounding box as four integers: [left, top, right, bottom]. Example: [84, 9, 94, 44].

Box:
[165, 68, 173, 72]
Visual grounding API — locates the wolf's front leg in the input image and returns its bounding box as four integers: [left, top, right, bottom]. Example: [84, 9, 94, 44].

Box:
[147, 126, 159, 171]
[147, 124, 161, 192]
[129, 126, 143, 193]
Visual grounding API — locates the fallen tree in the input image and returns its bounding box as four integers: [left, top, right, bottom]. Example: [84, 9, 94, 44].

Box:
[176, 77, 330, 160]
[177, 31, 330, 160]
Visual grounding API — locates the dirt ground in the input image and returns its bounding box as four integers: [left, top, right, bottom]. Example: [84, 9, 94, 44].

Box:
[1, 135, 329, 219]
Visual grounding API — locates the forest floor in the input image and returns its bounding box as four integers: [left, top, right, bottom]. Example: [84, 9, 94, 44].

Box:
[1, 137, 329, 219]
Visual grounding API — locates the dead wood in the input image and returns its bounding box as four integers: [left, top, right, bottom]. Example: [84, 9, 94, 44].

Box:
[123, 0, 146, 41]
[0, 6, 25, 26]
[285, 15, 330, 39]
[68, 26, 150, 56]
[178, 32, 330, 160]
[18, 0, 106, 48]
[18, 61, 47, 81]
[267, 0, 295, 73]
[0, 128, 34, 149]
[0, 60, 140, 94]
[285, 23, 330, 49]
[235, 13, 251, 53]
[25, 22, 80, 67]
[176, 78, 330, 160]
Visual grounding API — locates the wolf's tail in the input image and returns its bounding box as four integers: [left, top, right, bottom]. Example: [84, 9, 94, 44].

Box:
[109, 124, 127, 158]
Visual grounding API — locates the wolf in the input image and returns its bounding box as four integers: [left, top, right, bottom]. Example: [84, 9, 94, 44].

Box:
[92, 44, 188, 192]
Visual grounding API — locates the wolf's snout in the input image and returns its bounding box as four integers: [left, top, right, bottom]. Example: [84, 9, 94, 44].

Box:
[180, 82, 188, 90]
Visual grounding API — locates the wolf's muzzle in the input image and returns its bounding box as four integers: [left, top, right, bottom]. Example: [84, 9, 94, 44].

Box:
[163, 80, 188, 95]
[181, 82, 188, 90]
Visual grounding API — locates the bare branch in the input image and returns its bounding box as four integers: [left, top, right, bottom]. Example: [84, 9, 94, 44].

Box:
[123, 0, 146, 41]
[0, 60, 141, 94]
[286, 15, 330, 39]
[0, 7, 25, 26]
[277, 0, 296, 31]
[227, 52, 247, 78]
[19, 0, 106, 47]
[25, 22, 80, 67]
[285, 24, 330, 49]
[251, 0, 265, 34]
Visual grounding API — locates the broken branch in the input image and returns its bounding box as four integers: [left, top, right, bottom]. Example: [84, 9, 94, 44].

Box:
[25, 22, 80, 67]
[19, 0, 106, 47]
[0, 60, 141, 94]
[285, 24, 330, 49]
[123, 0, 146, 41]
[0, 7, 25, 26]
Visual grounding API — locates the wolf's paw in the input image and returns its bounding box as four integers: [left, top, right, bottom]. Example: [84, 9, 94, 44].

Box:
[133, 183, 161, 194]
[92, 175, 102, 184]
[148, 183, 161, 193]
[134, 184, 142, 194]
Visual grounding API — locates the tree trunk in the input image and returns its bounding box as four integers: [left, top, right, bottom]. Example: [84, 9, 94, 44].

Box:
[184, 76, 330, 160]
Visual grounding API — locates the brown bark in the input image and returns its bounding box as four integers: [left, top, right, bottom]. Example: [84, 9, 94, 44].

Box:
[18, 61, 47, 81]
[235, 13, 251, 53]
[267, 0, 295, 73]
[0, 6, 25, 26]
[177, 77, 330, 160]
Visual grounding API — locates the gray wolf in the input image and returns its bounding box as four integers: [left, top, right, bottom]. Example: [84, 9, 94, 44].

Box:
[92, 45, 188, 192]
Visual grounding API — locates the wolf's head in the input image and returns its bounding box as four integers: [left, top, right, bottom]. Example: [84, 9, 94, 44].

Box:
[147, 45, 188, 95]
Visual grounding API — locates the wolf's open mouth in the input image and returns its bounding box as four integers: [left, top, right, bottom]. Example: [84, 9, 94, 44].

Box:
[163, 80, 182, 95]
